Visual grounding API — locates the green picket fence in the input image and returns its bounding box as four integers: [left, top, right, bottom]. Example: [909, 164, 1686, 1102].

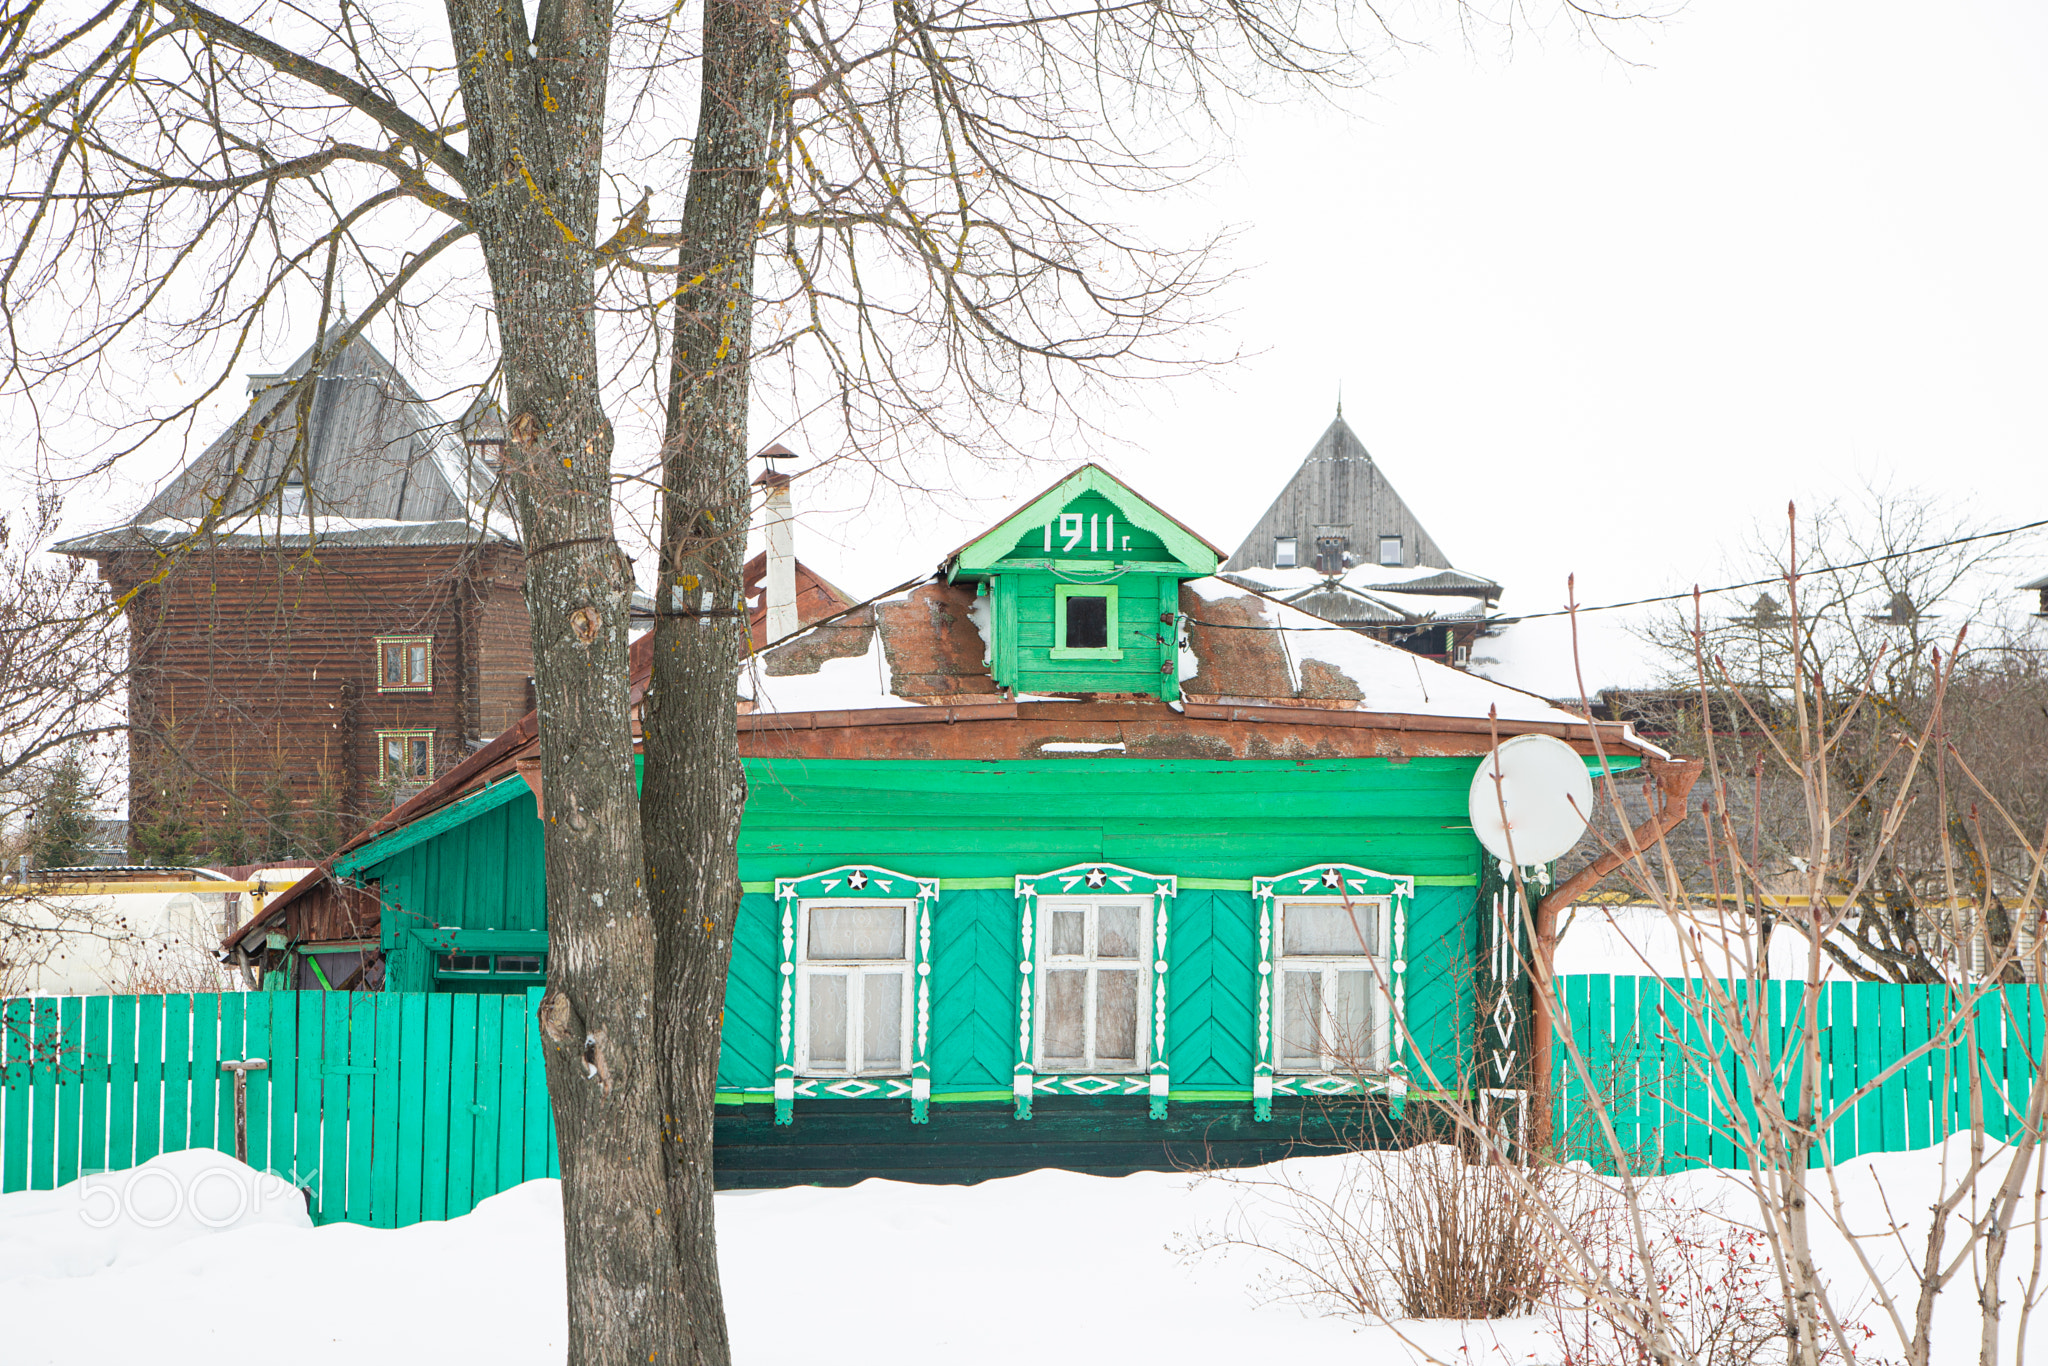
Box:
[0, 989, 557, 1225]
[1552, 974, 2048, 1173]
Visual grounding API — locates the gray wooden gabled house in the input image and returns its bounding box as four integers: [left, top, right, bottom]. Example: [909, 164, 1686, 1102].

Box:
[1222, 411, 1504, 666]
[55, 332, 534, 862]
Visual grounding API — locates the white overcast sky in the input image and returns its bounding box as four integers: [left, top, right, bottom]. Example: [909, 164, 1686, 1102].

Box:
[47, 0, 2048, 640]
[775, 0, 2048, 630]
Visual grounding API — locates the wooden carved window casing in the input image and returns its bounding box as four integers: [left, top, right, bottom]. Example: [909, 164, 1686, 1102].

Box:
[1013, 864, 1175, 1120]
[1251, 865, 1411, 1121]
[773, 866, 939, 1125]
[376, 636, 432, 692]
[378, 730, 434, 784]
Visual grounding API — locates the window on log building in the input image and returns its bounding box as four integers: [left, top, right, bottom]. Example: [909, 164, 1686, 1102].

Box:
[378, 730, 434, 785]
[377, 636, 433, 692]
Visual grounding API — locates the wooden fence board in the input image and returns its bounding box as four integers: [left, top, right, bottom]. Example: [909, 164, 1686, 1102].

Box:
[29, 1000, 57, 1188]
[473, 995, 502, 1202]
[396, 993, 426, 1227]
[266, 994, 297, 1184]
[371, 994, 402, 1228]
[1878, 986, 1905, 1153]
[1902, 985, 1932, 1153]
[56, 995, 81, 1186]
[187, 994, 219, 1155]
[134, 994, 164, 1167]
[213, 994, 243, 1157]
[344, 995, 376, 1224]
[1, 999, 25, 1192]
[497, 995, 526, 1188]
[108, 996, 135, 1176]
[299, 995, 327, 1220]
[523, 990, 548, 1183]
[422, 993, 452, 1222]
[1835, 983, 1867, 1163]
[80, 995, 108, 1178]
[239, 992, 270, 1174]
[160, 994, 190, 1165]
[447, 993, 477, 1218]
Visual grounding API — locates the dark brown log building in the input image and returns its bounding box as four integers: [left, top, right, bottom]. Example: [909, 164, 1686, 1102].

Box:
[57, 335, 532, 859]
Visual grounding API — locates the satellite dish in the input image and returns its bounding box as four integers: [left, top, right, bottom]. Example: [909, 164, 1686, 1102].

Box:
[1468, 734, 1596, 867]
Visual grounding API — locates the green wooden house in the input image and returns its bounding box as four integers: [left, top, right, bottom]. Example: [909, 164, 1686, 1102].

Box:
[228, 465, 1665, 1184]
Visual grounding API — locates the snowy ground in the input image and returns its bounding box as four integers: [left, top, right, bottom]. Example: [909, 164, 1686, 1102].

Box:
[4, 1139, 2042, 1364]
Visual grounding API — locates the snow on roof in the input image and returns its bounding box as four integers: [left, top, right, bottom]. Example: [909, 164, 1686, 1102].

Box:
[58, 513, 518, 554]
[1184, 577, 1587, 725]
[1226, 563, 1502, 597]
[742, 612, 918, 713]
[1466, 609, 1675, 701]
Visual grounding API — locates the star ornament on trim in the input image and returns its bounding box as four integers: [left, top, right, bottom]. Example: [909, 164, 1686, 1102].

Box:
[1084, 868, 1107, 888]
[1320, 868, 1343, 889]
[847, 870, 869, 890]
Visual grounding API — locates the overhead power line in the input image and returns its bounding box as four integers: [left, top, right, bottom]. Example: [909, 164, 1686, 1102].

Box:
[1186, 514, 2048, 634]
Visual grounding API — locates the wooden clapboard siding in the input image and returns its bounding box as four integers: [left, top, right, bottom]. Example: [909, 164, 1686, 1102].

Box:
[715, 894, 779, 1093]
[1550, 975, 2048, 1175]
[1165, 890, 1257, 1090]
[97, 540, 529, 848]
[925, 890, 1020, 1095]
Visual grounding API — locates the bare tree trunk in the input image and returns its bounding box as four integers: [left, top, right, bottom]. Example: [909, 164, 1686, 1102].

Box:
[641, 2, 791, 1361]
[445, 2, 690, 1361]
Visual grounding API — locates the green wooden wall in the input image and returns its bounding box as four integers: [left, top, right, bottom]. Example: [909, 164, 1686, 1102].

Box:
[367, 755, 1527, 1106]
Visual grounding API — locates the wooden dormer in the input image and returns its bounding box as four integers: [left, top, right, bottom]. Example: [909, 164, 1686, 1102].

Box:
[942, 465, 1222, 700]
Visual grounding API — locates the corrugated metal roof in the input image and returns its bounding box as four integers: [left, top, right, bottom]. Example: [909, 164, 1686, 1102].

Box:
[57, 331, 518, 554]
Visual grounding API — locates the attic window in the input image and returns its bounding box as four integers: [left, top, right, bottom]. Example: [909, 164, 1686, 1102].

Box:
[1378, 535, 1403, 568]
[1274, 536, 1298, 568]
[1052, 584, 1121, 660]
[470, 438, 505, 468]
[280, 476, 306, 518]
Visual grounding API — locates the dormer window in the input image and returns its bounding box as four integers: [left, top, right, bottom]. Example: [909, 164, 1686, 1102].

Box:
[1378, 535, 1403, 567]
[1274, 536, 1298, 569]
[1052, 583, 1121, 660]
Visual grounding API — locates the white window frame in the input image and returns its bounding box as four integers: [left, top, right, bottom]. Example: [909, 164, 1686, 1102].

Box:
[1272, 895, 1395, 1074]
[1377, 535, 1403, 567]
[1032, 896, 1153, 1074]
[794, 899, 917, 1077]
[1274, 536, 1298, 568]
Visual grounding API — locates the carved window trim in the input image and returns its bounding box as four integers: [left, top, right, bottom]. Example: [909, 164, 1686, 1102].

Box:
[1250, 864, 1411, 1120]
[375, 635, 433, 692]
[1012, 863, 1176, 1119]
[772, 866, 940, 1125]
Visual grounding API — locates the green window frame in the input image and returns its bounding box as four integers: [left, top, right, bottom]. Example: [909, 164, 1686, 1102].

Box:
[1050, 582, 1122, 660]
